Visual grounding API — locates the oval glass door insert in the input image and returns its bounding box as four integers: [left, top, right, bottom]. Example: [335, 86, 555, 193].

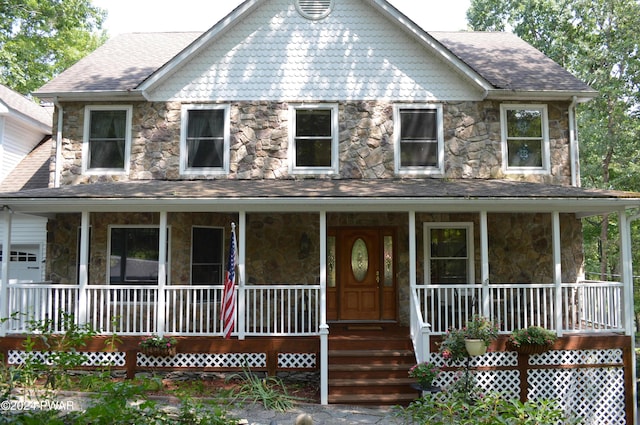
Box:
[351, 238, 369, 282]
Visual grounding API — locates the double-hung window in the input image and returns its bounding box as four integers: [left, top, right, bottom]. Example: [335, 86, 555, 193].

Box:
[83, 105, 132, 174]
[180, 104, 230, 175]
[501, 104, 549, 173]
[424, 223, 474, 285]
[289, 104, 338, 174]
[394, 104, 444, 175]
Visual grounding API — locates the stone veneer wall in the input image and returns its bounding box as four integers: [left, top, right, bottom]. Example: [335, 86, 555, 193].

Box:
[52, 100, 572, 185]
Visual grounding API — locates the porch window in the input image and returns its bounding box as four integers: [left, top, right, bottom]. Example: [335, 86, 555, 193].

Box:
[424, 223, 474, 284]
[289, 104, 338, 174]
[191, 226, 224, 284]
[394, 104, 444, 175]
[83, 105, 132, 173]
[501, 104, 549, 173]
[108, 227, 168, 285]
[180, 104, 230, 175]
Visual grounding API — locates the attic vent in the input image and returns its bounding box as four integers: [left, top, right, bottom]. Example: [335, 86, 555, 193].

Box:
[295, 0, 334, 20]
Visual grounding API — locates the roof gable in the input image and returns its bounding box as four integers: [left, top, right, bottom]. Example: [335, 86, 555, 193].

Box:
[143, 0, 486, 101]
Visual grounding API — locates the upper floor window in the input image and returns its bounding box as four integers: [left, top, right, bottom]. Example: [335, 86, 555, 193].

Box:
[501, 104, 550, 173]
[180, 104, 230, 175]
[394, 104, 444, 175]
[83, 105, 132, 174]
[289, 104, 338, 174]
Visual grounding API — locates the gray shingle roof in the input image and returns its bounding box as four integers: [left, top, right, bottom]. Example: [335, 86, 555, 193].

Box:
[0, 84, 52, 127]
[432, 32, 594, 93]
[0, 137, 52, 191]
[36, 32, 202, 94]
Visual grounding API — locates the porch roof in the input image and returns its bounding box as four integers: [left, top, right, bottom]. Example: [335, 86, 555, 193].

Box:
[1, 179, 639, 216]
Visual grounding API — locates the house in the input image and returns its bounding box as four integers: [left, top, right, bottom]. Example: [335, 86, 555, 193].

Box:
[0, 84, 52, 283]
[0, 0, 638, 421]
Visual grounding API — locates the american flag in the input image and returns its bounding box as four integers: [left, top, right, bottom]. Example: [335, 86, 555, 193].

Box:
[221, 223, 237, 339]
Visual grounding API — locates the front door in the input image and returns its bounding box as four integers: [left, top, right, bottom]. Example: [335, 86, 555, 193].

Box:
[327, 227, 396, 321]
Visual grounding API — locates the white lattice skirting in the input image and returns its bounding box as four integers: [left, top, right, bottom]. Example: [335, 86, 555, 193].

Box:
[432, 348, 626, 425]
[8, 350, 317, 370]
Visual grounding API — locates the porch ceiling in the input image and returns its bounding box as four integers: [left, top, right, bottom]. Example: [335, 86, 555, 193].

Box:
[1, 179, 639, 215]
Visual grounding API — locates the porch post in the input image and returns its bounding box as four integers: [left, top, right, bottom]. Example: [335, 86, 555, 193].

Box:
[237, 211, 246, 340]
[480, 211, 490, 317]
[319, 210, 329, 405]
[0, 207, 12, 336]
[551, 212, 563, 336]
[156, 211, 168, 336]
[619, 211, 634, 336]
[77, 211, 90, 325]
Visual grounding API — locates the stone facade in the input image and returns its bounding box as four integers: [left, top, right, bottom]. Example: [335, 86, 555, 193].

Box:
[52, 100, 572, 185]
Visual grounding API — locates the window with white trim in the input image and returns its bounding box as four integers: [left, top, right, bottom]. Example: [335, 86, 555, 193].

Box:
[108, 226, 169, 285]
[501, 104, 550, 173]
[83, 105, 132, 174]
[424, 223, 474, 285]
[289, 104, 338, 174]
[180, 104, 230, 175]
[394, 104, 444, 175]
[191, 226, 224, 285]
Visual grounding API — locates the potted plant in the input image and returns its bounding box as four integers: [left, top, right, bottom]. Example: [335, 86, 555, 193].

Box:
[462, 315, 499, 356]
[408, 362, 441, 391]
[439, 315, 499, 361]
[508, 326, 557, 355]
[139, 334, 178, 357]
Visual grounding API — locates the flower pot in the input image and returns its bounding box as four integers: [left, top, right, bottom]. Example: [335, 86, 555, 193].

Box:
[141, 346, 177, 357]
[464, 338, 487, 356]
[410, 382, 441, 393]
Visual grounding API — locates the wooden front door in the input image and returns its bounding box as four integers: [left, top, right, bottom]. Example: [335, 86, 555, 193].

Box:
[327, 227, 396, 321]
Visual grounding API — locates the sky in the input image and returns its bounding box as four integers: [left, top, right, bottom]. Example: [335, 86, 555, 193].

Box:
[91, 0, 471, 36]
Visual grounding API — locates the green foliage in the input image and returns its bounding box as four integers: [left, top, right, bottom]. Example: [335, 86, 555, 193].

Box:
[509, 326, 557, 347]
[439, 316, 499, 363]
[227, 368, 305, 412]
[0, 0, 107, 94]
[393, 391, 581, 425]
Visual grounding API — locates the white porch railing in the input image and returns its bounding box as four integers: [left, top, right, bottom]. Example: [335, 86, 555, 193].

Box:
[415, 281, 625, 334]
[3, 283, 320, 336]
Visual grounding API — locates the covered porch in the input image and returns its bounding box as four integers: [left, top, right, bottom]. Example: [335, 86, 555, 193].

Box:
[1, 179, 639, 410]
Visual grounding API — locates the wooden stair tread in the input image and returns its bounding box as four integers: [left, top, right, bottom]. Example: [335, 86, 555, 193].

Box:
[328, 393, 418, 404]
[329, 363, 411, 371]
[328, 349, 413, 356]
[329, 377, 416, 386]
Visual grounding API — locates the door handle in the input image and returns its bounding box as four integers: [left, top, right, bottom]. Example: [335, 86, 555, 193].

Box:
[376, 271, 380, 284]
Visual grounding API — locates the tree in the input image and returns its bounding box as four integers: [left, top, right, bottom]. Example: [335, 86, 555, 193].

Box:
[0, 0, 107, 95]
[468, 0, 640, 279]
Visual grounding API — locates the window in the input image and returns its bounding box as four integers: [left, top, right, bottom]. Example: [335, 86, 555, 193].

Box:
[191, 227, 224, 285]
[394, 104, 444, 175]
[83, 106, 132, 173]
[180, 104, 230, 175]
[501, 104, 549, 173]
[289, 104, 338, 174]
[108, 226, 168, 285]
[424, 223, 474, 285]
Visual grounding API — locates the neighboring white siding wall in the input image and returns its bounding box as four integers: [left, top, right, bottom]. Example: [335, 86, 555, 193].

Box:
[1, 117, 44, 181]
[148, 0, 483, 102]
[0, 215, 47, 245]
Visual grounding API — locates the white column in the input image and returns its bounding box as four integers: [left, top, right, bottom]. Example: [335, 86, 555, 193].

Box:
[0, 207, 12, 336]
[480, 211, 490, 317]
[552, 212, 563, 336]
[319, 210, 329, 405]
[156, 211, 168, 336]
[619, 211, 634, 335]
[77, 211, 90, 325]
[237, 211, 246, 340]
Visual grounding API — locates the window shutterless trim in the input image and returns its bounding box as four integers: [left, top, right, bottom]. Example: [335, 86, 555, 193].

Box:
[180, 104, 230, 176]
[423, 222, 475, 285]
[288, 103, 339, 175]
[393, 104, 444, 176]
[82, 105, 133, 175]
[500, 104, 550, 174]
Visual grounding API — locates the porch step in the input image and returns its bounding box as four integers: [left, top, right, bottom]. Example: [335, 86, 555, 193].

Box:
[328, 325, 420, 405]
